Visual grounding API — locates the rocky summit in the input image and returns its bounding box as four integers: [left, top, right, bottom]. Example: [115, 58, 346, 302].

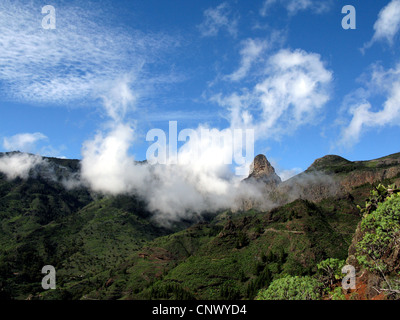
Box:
[245, 154, 281, 187]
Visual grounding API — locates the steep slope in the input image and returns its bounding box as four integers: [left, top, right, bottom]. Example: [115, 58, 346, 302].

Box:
[0, 154, 180, 299]
[61, 197, 359, 300]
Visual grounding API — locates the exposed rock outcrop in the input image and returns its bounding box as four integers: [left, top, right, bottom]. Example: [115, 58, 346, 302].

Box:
[244, 154, 281, 188]
[237, 154, 282, 211]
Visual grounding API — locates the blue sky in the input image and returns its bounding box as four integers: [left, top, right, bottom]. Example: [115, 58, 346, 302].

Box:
[1, 0, 400, 179]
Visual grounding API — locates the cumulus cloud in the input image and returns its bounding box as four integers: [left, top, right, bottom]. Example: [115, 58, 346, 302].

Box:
[0, 0, 175, 104]
[0, 153, 45, 180]
[260, 0, 332, 16]
[363, 0, 400, 51]
[338, 63, 400, 147]
[214, 48, 332, 141]
[198, 2, 238, 37]
[3, 132, 48, 153]
[210, 47, 331, 190]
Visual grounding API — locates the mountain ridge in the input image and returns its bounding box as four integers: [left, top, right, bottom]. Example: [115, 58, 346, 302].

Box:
[2, 150, 400, 188]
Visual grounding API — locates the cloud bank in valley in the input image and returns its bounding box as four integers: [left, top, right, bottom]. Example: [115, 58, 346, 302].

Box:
[77, 79, 268, 223]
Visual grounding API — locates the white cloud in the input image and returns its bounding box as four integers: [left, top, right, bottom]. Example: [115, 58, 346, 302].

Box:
[0, 153, 45, 180]
[363, 0, 400, 50]
[78, 80, 265, 223]
[338, 63, 400, 147]
[214, 48, 332, 141]
[80, 120, 264, 223]
[198, 2, 238, 37]
[260, 0, 277, 16]
[2, 132, 67, 158]
[0, 0, 175, 105]
[100, 76, 137, 122]
[260, 0, 332, 16]
[286, 0, 313, 14]
[81, 123, 146, 195]
[3, 132, 48, 152]
[269, 158, 302, 181]
[225, 38, 269, 81]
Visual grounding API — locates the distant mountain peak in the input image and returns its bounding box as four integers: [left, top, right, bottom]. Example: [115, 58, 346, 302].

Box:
[246, 154, 281, 187]
[306, 155, 351, 172]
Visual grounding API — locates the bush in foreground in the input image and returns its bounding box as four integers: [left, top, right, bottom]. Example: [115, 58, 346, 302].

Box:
[255, 276, 324, 300]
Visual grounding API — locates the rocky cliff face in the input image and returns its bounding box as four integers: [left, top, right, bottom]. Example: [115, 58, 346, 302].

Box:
[238, 154, 282, 211]
[245, 154, 281, 187]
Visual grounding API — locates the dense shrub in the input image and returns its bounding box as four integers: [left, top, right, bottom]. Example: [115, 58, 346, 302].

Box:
[317, 258, 346, 285]
[255, 276, 323, 300]
[356, 193, 400, 273]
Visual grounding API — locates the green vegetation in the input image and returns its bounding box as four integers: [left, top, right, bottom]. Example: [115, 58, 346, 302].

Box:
[1, 153, 400, 300]
[357, 184, 400, 215]
[356, 186, 400, 273]
[307, 152, 400, 176]
[255, 276, 324, 300]
[317, 258, 346, 286]
[0, 190, 359, 300]
[330, 286, 346, 300]
[256, 184, 400, 300]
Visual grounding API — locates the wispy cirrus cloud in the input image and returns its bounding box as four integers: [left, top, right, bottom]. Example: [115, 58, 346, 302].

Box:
[0, 0, 177, 105]
[224, 31, 286, 82]
[260, 0, 332, 16]
[197, 2, 239, 38]
[225, 38, 270, 82]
